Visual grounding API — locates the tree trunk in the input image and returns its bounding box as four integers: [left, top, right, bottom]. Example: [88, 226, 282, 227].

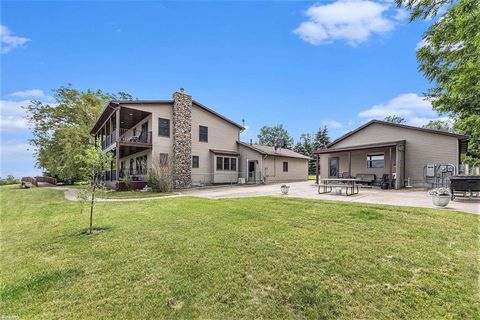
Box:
[89, 184, 96, 234]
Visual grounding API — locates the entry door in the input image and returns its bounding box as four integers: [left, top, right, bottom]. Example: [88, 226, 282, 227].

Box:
[248, 161, 256, 181]
[329, 157, 339, 178]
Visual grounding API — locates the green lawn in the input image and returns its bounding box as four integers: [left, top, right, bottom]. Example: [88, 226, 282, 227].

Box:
[1, 185, 478, 319]
[103, 190, 176, 199]
[57, 184, 175, 199]
[308, 175, 316, 180]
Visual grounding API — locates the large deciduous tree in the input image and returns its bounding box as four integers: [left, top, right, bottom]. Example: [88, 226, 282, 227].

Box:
[397, 0, 480, 165]
[257, 124, 294, 148]
[25, 85, 133, 181]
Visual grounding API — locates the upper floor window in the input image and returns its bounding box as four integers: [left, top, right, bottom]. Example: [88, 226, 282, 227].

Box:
[199, 125, 208, 142]
[283, 161, 288, 172]
[158, 118, 170, 137]
[367, 154, 385, 168]
[192, 156, 199, 168]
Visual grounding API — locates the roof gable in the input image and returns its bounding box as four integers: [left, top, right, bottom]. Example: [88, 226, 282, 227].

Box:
[238, 142, 310, 160]
[91, 98, 244, 134]
[327, 120, 468, 148]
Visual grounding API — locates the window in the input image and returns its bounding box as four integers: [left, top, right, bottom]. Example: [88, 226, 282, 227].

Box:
[367, 154, 385, 168]
[223, 157, 230, 171]
[160, 153, 169, 166]
[136, 155, 147, 173]
[216, 157, 223, 170]
[158, 118, 170, 137]
[283, 161, 289, 172]
[216, 156, 237, 171]
[199, 125, 208, 142]
[192, 156, 199, 168]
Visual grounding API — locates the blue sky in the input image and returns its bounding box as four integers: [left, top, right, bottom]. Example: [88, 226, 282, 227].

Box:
[1, 1, 440, 177]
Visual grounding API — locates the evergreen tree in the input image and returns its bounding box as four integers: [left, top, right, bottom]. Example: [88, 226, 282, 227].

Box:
[314, 126, 331, 151]
[294, 133, 316, 174]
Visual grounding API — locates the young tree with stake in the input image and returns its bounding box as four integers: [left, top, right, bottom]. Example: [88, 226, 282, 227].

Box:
[76, 146, 112, 234]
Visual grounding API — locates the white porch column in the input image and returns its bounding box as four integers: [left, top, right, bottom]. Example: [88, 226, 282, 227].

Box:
[348, 151, 352, 178]
[395, 143, 405, 189]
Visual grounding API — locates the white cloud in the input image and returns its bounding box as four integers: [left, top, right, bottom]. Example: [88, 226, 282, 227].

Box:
[393, 8, 408, 21]
[1, 90, 53, 132]
[321, 120, 343, 129]
[9, 89, 45, 99]
[0, 140, 40, 178]
[294, 0, 406, 46]
[358, 93, 448, 126]
[415, 38, 428, 50]
[0, 99, 30, 131]
[0, 25, 30, 54]
[408, 116, 450, 127]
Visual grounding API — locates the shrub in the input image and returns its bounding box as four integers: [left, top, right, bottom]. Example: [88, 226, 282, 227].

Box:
[147, 159, 173, 192]
[121, 175, 133, 191]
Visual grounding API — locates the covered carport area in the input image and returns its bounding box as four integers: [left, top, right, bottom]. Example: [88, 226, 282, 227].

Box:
[314, 140, 406, 189]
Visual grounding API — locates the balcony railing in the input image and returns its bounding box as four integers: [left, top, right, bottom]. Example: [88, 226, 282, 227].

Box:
[100, 130, 152, 150]
[120, 131, 152, 145]
[101, 130, 117, 149]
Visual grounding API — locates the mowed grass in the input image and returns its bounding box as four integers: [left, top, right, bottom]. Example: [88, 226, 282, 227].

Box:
[0, 185, 478, 319]
[103, 190, 176, 199]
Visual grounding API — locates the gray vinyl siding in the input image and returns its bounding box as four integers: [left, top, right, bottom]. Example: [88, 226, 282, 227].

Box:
[331, 123, 459, 184]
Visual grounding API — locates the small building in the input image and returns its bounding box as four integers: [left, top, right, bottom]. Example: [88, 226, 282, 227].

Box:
[237, 142, 309, 183]
[314, 120, 469, 189]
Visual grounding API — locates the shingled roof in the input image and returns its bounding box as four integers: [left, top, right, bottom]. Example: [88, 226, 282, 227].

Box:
[237, 141, 310, 160]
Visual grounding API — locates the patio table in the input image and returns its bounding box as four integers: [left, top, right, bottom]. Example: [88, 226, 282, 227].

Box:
[318, 178, 359, 196]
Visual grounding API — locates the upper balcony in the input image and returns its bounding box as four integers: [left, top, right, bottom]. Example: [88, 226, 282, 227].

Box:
[94, 106, 153, 155]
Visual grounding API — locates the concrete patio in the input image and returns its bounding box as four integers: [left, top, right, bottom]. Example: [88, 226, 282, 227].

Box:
[181, 181, 479, 215]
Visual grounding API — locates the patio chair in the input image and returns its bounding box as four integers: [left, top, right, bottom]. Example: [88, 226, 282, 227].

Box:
[355, 173, 376, 186]
[129, 135, 140, 143]
[341, 172, 350, 179]
[380, 174, 390, 189]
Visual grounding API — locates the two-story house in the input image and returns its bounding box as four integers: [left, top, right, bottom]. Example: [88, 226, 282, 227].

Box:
[90, 89, 309, 189]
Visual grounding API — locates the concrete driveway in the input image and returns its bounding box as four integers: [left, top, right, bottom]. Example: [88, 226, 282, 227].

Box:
[181, 181, 479, 215]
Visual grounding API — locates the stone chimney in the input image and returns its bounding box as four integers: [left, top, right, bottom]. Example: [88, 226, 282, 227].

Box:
[172, 89, 192, 188]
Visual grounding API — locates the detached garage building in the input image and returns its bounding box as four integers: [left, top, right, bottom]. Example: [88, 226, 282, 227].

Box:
[314, 120, 469, 189]
[238, 142, 310, 183]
